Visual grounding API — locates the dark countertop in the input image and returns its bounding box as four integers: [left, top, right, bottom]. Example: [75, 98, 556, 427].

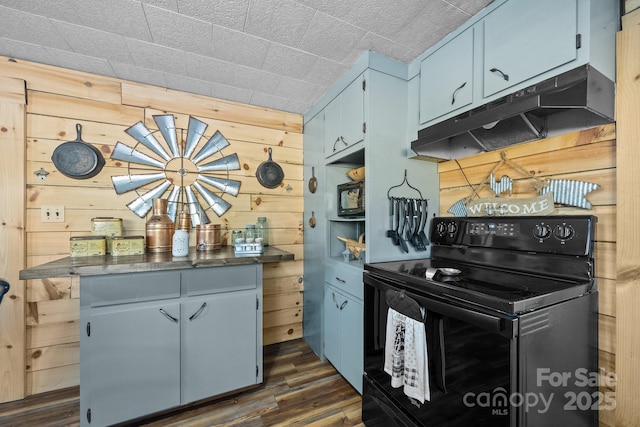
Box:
[19, 246, 295, 280]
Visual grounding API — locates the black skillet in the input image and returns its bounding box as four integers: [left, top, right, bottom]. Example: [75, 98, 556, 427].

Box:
[256, 147, 285, 189]
[51, 123, 105, 179]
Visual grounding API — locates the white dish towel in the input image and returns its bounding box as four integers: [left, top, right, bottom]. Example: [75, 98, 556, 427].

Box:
[384, 307, 430, 403]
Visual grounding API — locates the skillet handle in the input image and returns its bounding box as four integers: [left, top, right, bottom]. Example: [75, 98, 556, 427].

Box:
[74, 123, 83, 142]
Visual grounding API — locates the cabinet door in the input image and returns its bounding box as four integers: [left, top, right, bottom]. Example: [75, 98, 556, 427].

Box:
[420, 28, 474, 124]
[324, 74, 365, 157]
[339, 294, 363, 394]
[86, 301, 181, 427]
[181, 291, 258, 404]
[483, 0, 578, 97]
[323, 284, 341, 367]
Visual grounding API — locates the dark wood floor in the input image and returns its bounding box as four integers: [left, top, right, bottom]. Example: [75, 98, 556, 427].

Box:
[0, 339, 363, 427]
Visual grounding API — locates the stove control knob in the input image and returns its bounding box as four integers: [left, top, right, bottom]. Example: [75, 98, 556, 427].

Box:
[447, 222, 458, 234]
[533, 224, 551, 239]
[554, 224, 575, 240]
[436, 222, 447, 235]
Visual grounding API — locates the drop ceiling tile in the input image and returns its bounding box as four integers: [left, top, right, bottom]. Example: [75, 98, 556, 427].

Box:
[262, 43, 318, 80]
[244, 0, 315, 47]
[447, 0, 494, 16]
[0, 6, 70, 50]
[250, 91, 290, 112]
[276, 76, 318, 100]
[210, 81, 253, 104]
[51, 20, 134, 63]
[73, 0, 153, 42]
[164, 72, 212, 96]
[0, 0, 82, 24]
[210, 25, 270, 69]
[143, 4, 212, 57]
[304, 56, 349, 87]
[141, 0, 179, 12]
[345, 32, 414, 64]
[233, 67, 282, 93]
[394, 2, 471, 51]
[176, 0, 250, 31]
[125, 38, 188, 75]
[110, 61, 168, 88]
[0, 37, 55, 64]
[297, 12, 367, 62]
[41, 47, 115, 77]
[184, 52, 237, 86]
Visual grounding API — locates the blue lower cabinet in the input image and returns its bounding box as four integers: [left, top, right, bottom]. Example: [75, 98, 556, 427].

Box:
[323, 283, 363, 394]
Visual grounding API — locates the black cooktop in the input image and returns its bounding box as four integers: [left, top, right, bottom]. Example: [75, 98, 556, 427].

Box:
[365, 216, 597, 315]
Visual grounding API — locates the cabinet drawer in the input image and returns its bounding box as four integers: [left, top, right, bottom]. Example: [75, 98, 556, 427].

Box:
[324, 263, 363, 300]
[183, 265, 259, 296]
[81, 271, 181, 307]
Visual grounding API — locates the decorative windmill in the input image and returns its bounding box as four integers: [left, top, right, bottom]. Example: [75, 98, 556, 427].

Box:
[110, 115, 241, 226]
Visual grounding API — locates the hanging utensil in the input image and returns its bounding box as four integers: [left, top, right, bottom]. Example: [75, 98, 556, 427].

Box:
[417, 199, 430, 248]
[256, 147, 285, 189]
[308, 167, 317, 193]
[397, 198, 409, 253]
[51, 123, 105, 179]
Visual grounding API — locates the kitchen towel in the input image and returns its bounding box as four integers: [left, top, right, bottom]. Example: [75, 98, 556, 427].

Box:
[384, 307, 431, 403]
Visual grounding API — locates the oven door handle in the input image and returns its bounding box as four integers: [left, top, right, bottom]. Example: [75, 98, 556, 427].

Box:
[435, 293, 513, 337]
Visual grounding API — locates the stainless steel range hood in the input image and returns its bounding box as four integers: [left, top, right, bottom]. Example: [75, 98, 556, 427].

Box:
[411, 65, 615, 160]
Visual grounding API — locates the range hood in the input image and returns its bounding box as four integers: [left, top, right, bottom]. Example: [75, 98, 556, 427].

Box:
[411, 65, 615, 160]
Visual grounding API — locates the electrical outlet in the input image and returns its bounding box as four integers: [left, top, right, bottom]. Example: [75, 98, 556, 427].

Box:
[41, 206, 65, 222]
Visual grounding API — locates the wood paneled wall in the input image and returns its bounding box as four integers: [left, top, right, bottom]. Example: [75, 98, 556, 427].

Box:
[0, 55, 304, 398]
[437, 124, 617, 427]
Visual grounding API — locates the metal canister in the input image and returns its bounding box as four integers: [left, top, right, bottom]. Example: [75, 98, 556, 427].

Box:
[70, 236, 106, 257]
[145, 199, 174, 253]
[111, 236, 145, 256]
[195, 224, 221, 251]
[91, 217, 123, 254]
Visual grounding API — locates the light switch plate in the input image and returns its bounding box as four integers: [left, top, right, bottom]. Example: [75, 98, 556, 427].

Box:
[41, 206, 65, 222]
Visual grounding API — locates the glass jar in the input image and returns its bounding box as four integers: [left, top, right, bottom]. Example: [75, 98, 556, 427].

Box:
[172, 212, 190, 257]
[231, 229, 244, 243]
[255, 217, 269, 246]
[245, 224, 256, 242]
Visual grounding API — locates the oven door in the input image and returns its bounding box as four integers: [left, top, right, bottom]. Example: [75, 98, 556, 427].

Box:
[363, 271, 518, 427]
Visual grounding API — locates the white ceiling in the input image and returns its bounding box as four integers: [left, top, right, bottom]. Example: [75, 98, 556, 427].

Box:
[0, 0, 493, 115]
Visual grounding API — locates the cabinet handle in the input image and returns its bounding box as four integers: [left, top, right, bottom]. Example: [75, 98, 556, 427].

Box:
[335, 277, 346, 284]
[339, 300, 348, 310]
[451, 81, 467, 105]
[332, 292, 340, 309]
[489, 67, 509, 81]
[188, 302, 207, 321]
[332, 136, 347, 152]
[159, 308, 178, 323]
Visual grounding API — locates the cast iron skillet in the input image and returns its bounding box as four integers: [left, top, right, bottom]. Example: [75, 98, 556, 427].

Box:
[256, 147, 284, 189]
[0, 280, 9, 306]
[51, 123, 105, 179]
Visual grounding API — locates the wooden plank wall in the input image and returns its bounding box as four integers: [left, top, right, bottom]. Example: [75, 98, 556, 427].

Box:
[0, 55, 304, 397]
[437, 124, 617, 427]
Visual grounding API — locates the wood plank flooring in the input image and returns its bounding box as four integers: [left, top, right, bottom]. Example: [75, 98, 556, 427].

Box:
[0, 339, 363, 427]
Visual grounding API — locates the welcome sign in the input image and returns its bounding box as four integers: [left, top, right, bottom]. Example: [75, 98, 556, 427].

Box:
[466, 193, 555, 217]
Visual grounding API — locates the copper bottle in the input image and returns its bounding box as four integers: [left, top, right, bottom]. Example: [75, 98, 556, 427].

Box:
[145, 198, 174, 253]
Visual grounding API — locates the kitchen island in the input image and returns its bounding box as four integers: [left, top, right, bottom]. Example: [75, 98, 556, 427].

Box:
[19, 246, 294, 427]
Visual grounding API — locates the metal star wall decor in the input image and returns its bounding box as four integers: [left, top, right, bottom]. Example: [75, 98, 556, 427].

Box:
[110, 115, 241, 225]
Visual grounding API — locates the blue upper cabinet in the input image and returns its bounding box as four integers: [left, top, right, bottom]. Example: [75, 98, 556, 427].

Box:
[324, 74, 365, 159]
[419, 27, 474, 124]
[483, 0, 578, 98]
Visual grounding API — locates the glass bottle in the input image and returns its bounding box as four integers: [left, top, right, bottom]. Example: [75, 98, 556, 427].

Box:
[245, 224, 256, 242]
[172, 211, 190, 257]
[256, 217, 269, 246]
[146, 198, 174, 253]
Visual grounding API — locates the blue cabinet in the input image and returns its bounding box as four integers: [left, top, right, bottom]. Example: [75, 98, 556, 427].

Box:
[419, 27, 474, 124]
[483, 0, 578, 97]
[324, 74, 365, 159]
[80, 265, 262, 426]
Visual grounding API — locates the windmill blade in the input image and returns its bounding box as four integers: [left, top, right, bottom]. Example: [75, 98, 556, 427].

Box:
[197, 153, 240, 173]
[126, 181, 172, 217]
[111, 172, 167, 194]
[192, 181, 231, 217]
[126, 121, 173, 162]
[184, 116, 208, 159]
[197, 174, 241, 197]
[154, 114, 180, 158]
[111, 142, 166, 169]
[166, 185, 182, 222]
[191, 130, 229, 164]
[183, 185, 212, 224]
[193, 209, 210, 226]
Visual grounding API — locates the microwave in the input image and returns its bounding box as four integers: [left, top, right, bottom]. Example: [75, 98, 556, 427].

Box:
[337, 180, 365, 217]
